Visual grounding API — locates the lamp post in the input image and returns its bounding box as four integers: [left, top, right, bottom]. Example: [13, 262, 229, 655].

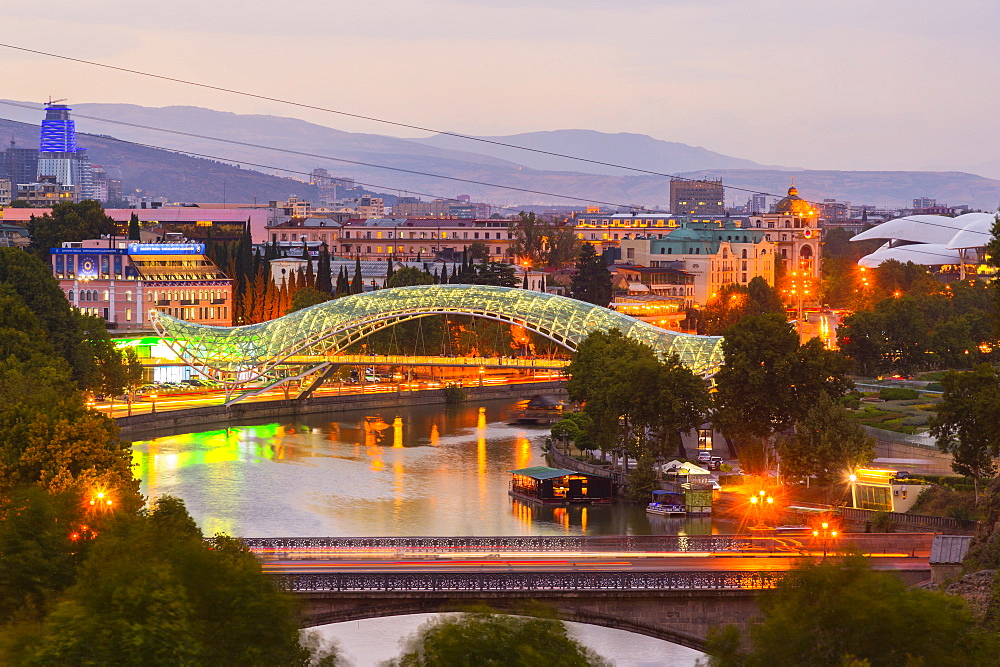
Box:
[149, 392, 157, 415]
[812, 521, 838, 558]
[479, 366, 485, 388]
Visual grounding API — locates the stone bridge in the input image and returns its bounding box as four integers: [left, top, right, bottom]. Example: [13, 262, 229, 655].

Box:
[283, 570, 773, 651]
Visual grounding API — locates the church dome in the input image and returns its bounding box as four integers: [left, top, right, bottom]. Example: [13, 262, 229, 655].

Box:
[775, 184, 814, 216]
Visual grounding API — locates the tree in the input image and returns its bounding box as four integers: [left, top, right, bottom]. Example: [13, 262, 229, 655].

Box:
[8, 497, 318, 666]
[388, 607, 609, 666]
[546, 223, 582, 267]
[713, 314, 851, 474]
[127, 213, 141, 241]
[746, 276, 785, 315]
[27, 201, 117, 259]
[287, 286, 333, 314]
[351, 256, 363, 294]
[316, 243, 332, 293]
[469, 260, 517, 287]
[929, 365, 1000, 502]
[508, 211, 548, 266]
[388, 267, 435, 288]
[467, 241, 490, 262]
[777, 393, 875, 487]
[705, 556, 996, 666]
[986, 214, 1000, 336]
[570, 244, 612, 306]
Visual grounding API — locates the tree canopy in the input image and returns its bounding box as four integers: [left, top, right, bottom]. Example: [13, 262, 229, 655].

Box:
[776, 392, 875, 485]
[389, 608, 609, 667]
[27, 201, 118, 259]
[706, 556, 997, 666]
[570, 244, 612, 307]
[713, 314, 852, 457]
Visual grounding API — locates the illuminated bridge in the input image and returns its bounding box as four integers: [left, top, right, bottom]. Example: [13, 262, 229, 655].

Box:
[151, 285, 724, 401]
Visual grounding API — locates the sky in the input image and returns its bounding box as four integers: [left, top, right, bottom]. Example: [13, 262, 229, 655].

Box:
[1, 0, 998, 173]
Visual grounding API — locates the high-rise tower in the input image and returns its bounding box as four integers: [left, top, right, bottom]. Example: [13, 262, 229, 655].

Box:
[36, 102, 96, 201]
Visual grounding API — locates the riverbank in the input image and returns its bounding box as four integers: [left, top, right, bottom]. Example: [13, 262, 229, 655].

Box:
[117, 380, 566, 438]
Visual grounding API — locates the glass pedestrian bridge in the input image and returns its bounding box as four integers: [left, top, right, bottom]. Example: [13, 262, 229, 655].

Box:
[150, 285, 723, 393]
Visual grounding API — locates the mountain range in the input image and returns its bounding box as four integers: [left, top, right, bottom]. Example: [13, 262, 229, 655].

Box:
[1, 100, 998, 211]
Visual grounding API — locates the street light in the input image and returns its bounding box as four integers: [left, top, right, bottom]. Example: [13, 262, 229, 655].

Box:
[479, 366, 485, 387]
[149, 392, 158, 414]
[812, 520, 838, 558]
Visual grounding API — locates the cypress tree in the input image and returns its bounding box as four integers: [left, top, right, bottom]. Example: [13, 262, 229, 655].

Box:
[433, 268, 440, 284]
[127, 213, 141, 241]
[386, 256, 395, 281]
[316, 243, 332, 293]
[522, 270, 529, 290]
[351, 256, 363, 294]
[539, 275, 545, 293]
[278, 275, 290, 316]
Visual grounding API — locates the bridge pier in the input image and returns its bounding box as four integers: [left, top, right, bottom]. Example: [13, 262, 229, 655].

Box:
[296, 589, 762, 652]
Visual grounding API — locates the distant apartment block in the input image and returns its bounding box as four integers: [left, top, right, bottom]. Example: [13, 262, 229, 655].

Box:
[670, 178, 725, 216]
[393, 197, 491, 219]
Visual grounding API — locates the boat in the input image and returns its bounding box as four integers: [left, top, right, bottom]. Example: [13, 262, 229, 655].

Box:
[507, 394, 564, 425]
[646, 490, 686, 516]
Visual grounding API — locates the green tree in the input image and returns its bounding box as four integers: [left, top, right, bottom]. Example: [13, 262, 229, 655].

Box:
[127, 213, 141, 241]
[12, 497, 317, 666]
[546, 223, 582, 267]
[389, 607, 609, 666]
[777, 392, 875, 487]
[570, 244, 612, 306]
[713, 314, 851, 474]
[467, 241, 490, 262]
[351, 256, 363, 294]
[929, 365, 1000, 502]
[287, 286, 334, 313]
[26, 201, 117, 259]
[508, 211, 548, 266]
[746, 276, 785, 315]
[468, 260, 517, 287]
[706, 556, 996, 666]
[388, 266, 436, 288]
[986, 214, 1000, 336]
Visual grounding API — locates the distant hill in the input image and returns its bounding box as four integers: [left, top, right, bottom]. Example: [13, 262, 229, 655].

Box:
[412, 129, 783, 176]
[1, 102, 998, 210]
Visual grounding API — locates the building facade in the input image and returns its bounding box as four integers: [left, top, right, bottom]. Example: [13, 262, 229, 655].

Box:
[36, 103, 96, 202]
[670, 178, 725, 216]
[51, 240, 232, 331]
[747, 185, 821, 279]
[617, 220, 775, 307]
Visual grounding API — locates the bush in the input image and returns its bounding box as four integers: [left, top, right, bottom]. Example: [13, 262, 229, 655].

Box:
[878, 387, 919, 400]
[924, 382, 944, 392]
[444, 384, 467, 404]
[718, 473, 744, 486]
[868, 511, 896, 532]
[719, 463, 733, 473]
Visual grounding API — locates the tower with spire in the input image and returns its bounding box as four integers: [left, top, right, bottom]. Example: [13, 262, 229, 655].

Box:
[747, 183, 821, 280]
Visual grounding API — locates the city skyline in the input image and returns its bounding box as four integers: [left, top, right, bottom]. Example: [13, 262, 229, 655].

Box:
[0, 0, 997, 176]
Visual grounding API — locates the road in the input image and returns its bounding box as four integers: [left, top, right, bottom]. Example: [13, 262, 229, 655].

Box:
[93, 372, 564, 417]
[262, 555, 928, 575]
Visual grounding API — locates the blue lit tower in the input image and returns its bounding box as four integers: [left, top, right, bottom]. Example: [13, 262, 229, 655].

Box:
[39, 104, 77, 152]
[36, 101, 96, 201]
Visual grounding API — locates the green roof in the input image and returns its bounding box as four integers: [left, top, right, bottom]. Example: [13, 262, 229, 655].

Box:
[509, 466, 579, 480]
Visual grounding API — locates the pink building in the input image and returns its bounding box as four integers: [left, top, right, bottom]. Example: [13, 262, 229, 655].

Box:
[51, 239, 232, 331]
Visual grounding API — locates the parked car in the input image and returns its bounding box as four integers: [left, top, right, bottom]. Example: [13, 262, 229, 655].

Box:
[709, 456, 723, 470]
[697, 450, 713, 463]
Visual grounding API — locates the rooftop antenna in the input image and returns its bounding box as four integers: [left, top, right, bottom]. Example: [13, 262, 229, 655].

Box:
[46, 96, 68, 107]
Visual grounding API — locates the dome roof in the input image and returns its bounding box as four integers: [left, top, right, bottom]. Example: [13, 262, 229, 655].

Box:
[665, 228, 703, 241]
[774, 185, 814, 215]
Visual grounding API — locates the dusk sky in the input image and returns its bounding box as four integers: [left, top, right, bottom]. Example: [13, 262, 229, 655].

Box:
[2, 0, 997, 174]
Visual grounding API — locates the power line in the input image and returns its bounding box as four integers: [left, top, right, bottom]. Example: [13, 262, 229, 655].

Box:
[0, 41, 782, 197]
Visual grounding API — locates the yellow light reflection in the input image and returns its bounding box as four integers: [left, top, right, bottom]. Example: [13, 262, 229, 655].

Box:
[392, 416, 403, 448]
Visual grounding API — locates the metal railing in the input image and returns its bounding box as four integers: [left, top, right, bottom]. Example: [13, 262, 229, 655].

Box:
[240, 533, 933, 556]
[859, 424, 939, 450]
[275, 570, 783, 592]
[837, 507, 976, 533]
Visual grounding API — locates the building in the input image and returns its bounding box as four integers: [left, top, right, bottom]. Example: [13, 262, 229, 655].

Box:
[747, 193, 769, 214]
[508, 466, 613, 505]
[337, 217, 514, 261]
[393, 197, 491, 219]
[36, 103, 96, 202]
[356, 196, 384, 220]
[747, 185, 821, 280]
[90, 164, 109, 203]
[670, 178, 725, 216]
[0, 139, 38, 187]
[913, 197, 936, 210]
[610, 291, 688, 330]
[570, 211, 731, 250]
[617, 220, 775, 306]
[0, 178, 10, 206]
[50, 240, 232, 331]
[16, 176, 76, 206]
[310, 168, 339, 203]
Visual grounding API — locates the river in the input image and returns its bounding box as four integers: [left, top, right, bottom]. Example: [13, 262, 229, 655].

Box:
[130, 398, 711, 665]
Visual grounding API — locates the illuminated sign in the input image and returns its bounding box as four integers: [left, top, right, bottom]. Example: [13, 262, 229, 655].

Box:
[77, 253, 100, 280]
[127, 243, 206, 255]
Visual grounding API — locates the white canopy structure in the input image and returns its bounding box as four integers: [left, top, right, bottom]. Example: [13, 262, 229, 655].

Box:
[852, 212, 996, 276]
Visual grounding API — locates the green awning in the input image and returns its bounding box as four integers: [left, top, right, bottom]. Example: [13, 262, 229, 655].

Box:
[509, 466, 579, 480]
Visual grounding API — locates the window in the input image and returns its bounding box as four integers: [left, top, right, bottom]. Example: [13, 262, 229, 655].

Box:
[125, 308, 132, 322]
[103, 290, 109, 301]
[667, 247, 672, 254]
[698, 429, 713, 450]
[626, 248, 634, 259]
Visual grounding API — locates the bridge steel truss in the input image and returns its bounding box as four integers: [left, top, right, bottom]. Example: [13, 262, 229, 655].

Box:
[274, 570, 783, 593]
[150, 285, 724, 394]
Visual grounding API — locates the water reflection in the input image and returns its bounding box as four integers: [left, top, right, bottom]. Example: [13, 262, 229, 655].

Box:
[130, 399, 737, 538]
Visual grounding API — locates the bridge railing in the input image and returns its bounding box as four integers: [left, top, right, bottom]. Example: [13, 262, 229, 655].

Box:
[241, 533, 933, 557]
[275, 570, 783, 592]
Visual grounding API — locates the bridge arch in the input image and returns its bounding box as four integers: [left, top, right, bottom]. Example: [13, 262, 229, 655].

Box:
[294, 587, 764, 652]
[151, 285, 723, 387]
